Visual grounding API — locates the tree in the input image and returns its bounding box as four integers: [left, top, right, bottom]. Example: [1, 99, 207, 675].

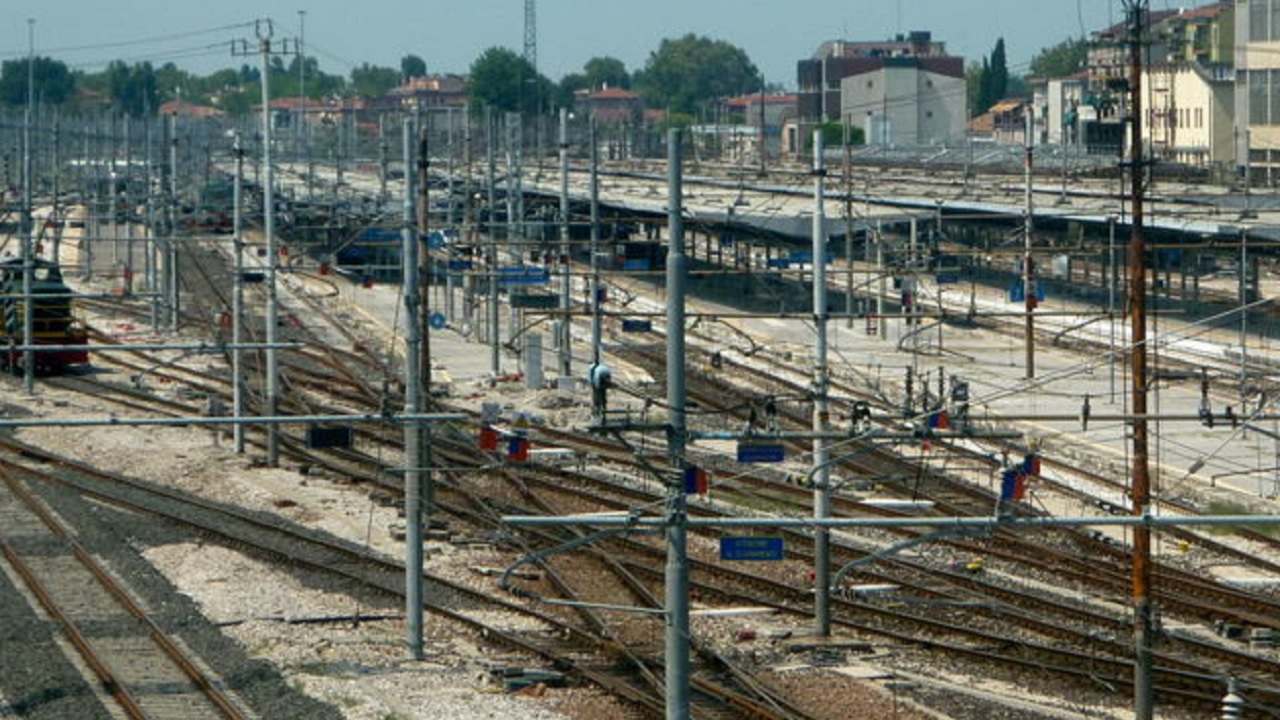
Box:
[107, 61, 159, 116]
[978, 57, 993, 114]
[401, 54, 427, 79]
[350, 63, 400, 98]
[1030, 37, 1088, 79]
[0, 56, 75, 106]
[155, 62, 192, 103]
[556, 73, 589, 109]
[965, 62, 984, 118]
[988, 38, 1009, 107]
[969, 38, 1010, 116]
[633, 34, 759, 115]
[583, 56, 629, 91]
[821, 121, 863, 147]
[216, 88, 255, 116]
[468, 46, 552, 114]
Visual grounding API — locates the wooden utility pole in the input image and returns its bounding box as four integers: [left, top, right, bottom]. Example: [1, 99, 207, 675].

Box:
[1124, 2, 1155, 718]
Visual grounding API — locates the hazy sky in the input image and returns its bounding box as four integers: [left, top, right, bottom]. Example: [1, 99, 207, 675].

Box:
[0, 1, 1133, 88]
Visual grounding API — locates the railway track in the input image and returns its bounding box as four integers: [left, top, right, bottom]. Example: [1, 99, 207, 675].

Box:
[0, 471, 251, 720]
[62, 286, 1280, 716]
[0, 432, 834, 720]
[24, 220, 1280, 717]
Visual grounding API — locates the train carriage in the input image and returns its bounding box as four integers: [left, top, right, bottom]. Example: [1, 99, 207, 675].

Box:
[0, 258, 90, 373]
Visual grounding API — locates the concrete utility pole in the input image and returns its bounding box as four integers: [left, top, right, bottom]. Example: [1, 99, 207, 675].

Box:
[505, 113, 522, 350]
[557, 108, 571, 378]
[589, 118, 602, 367]
[50, 115, 60, 265]
[486, 108, 500, 375]
[232, 134, 246, 453]
[142, 117, 155, 320]
[260, 22, 281, 468]
[1123, 2, 1155, 718]
[401, 116, 426, 660]
[843, 121, 855, 329]
[234, 19, 294, 467]
[664, 129, 691, 720]
[1023, 105, 1036, 380]
[811, 129, 833, 637]
[416, 111, 434, 515]
[166, 116, 180, 332]
[21, 18, 34, 394]
[296, 10, 305, 162]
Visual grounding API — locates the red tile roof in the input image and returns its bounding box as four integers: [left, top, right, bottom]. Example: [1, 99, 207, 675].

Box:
[591, 87, 639, 100]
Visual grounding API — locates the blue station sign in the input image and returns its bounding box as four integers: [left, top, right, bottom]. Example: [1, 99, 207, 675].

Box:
[720, 536, 784, 561]
[736, 443, 786, 463]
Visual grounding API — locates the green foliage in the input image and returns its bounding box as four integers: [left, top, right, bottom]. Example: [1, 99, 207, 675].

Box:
[965, 62, 984, 118]
[107, 61, 159, 117]
[1205, 501, 1280, 538]
[969, 38, 1010, 116]
[583, 56, 629, 91]
[217, 88, 254, 116]
[556, 73, 589, 109]
[823, 121, 863, 147]
[401, 54, 427, 79]
[350, 63, 400, 99]
[0, 56, 75, 105]
[633, 34, 759, 115]
[655, 112, 695, 132]
[1029, 37, 1088, 79]
[990, 38, 1008, 100]
[468, 46, 552, 114]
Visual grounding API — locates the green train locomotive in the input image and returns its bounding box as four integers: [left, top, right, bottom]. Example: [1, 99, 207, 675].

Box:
[0, 257, 90, 373]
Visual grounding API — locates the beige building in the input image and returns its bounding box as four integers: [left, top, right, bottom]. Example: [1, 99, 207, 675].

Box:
[1144, 62, 1235, 167]
[1237, 0, 1280, 175]
[838, 57, 967, 146]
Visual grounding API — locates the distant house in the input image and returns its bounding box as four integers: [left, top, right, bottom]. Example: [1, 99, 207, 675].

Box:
[721, 93, 797, 160]
[1143, 61, 1234, 167]
[984, 100, 1029, 145]
[585, 87, 643, 126]
[264, 97, 311, 131]
[1084, 1, 1233, 166]
[1029, 75, 1088, 146]
[385, 74, 468, 111]
[159, 100, 224, 119]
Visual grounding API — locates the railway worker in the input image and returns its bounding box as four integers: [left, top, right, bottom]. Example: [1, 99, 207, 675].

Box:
[589, 363, 613, 418]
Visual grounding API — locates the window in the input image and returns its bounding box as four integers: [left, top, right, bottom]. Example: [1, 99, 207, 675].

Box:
[1250, 70, 1269, 125]
[1272, 0, 1280, 41]
[1272, 69, 1280, 125]
[1253, 0, 1270, 42]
